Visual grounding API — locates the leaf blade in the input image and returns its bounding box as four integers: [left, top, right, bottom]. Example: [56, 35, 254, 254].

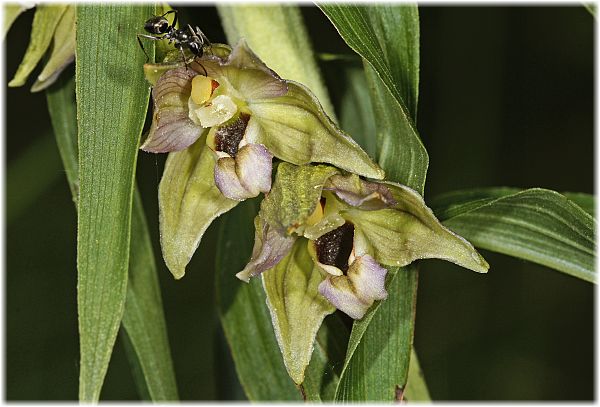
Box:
[432, 188, 596, 283]
[75, 5, 154, 401]
[47, 73, 179, 401]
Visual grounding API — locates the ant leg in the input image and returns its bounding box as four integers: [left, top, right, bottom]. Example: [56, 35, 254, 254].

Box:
[196, 26, 212, 55]
[178, 45, 190, 72]
[137, 34, 164, 63]
[162, 9, 178, 28]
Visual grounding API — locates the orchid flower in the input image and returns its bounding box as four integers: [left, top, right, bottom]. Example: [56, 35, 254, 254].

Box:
[141, 41, 383, 278]
[237, 163, 489, 384]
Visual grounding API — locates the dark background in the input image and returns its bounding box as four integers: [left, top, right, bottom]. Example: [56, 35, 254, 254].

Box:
[5, 5, 594, 401]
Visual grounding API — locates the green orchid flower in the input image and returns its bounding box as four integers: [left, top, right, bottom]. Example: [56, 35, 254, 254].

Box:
[237, 162, 489, 384]
[142, 40, 384, 279]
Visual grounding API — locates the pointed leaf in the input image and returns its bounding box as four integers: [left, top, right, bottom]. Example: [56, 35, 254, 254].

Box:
[320, 4, 419, 119]
[159, 137, 238, 279]
[262, 239, 335, 385]
[320, 4, 427, 193]
[76, 5, 154, 401]
[432, 188, 596, 283]
[31, 5, 76, 92]
[47, 74, 179, 401]
[9, 5, 67, 87]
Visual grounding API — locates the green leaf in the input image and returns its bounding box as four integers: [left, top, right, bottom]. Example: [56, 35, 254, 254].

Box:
[335, 265, 418, 401]
[121, 190, 179, 400]
[365, 65, 428, 193]
[3, 3, 32, 39]
[46, 74, 79, 199]
[431, 188, 596, 283]
[404, 349, 431, 401]
[76, 5, 154, 401]
[564, 192, 595, 217]
[320, 4, 427, 192]
[9, 5, 67, 87]
[47, 73, 179, 401]
[31, 5, 76, 92]
[262, 239, 335, 385]
[158, 138, 238, 279]
[216, 199, 303, 401]
[320, 4, 419, 118]
[339, 67, 377, 157]
[322, 4, 430, 401]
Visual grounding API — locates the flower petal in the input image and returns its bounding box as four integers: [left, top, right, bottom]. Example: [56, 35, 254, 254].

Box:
[259, 162, 339, 234]
[324, 173, 397, 210]
[247, 81, 385, 179]
[214, 144, 273, 201]
[262, 239, 335, 385]
[318, 255, 388, 320]
[189, 94, 237, 128]
[342, 181, 489, 273]
[347, 255, 388, 303]
[236, 216, 296, 282]
[141, 68, 203, 153]
[199, 39, 288, 101]
[159, 136, 238, 279]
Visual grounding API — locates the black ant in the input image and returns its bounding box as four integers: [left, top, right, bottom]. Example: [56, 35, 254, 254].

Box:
[137, 10, 210, 72]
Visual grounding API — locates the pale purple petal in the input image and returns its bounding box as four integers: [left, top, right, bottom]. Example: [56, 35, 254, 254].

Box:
[324, 174, 397, 210]
[214, 156, 248, 201]
[141, 68, 203, 153]
[236, 217, 296, 282]
[347, 255, 388, 302]
[214, 144, 273, 201]
[318, 277, 369, 320]
[317, 255, 388, 320]
[237, 144, 273, 196]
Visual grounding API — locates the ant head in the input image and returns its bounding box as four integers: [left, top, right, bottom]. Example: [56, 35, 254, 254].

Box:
[144, 16, 170, 34]
[188, 41, 202, 56]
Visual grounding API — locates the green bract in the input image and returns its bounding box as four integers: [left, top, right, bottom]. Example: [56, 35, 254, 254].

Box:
[238, 162, 489, 385]
[142, 40, 383, 279]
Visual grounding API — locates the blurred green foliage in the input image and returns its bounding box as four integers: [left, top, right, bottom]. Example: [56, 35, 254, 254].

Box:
[5, 6, 592, 400]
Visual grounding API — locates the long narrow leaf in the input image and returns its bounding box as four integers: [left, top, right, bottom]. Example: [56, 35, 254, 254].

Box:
[75, 5, 154, 401]
[49, 27, 178, 402]
[431, 188, 596, 283]
[322, 4, 428, 401]
[321, 4, 427, 193]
